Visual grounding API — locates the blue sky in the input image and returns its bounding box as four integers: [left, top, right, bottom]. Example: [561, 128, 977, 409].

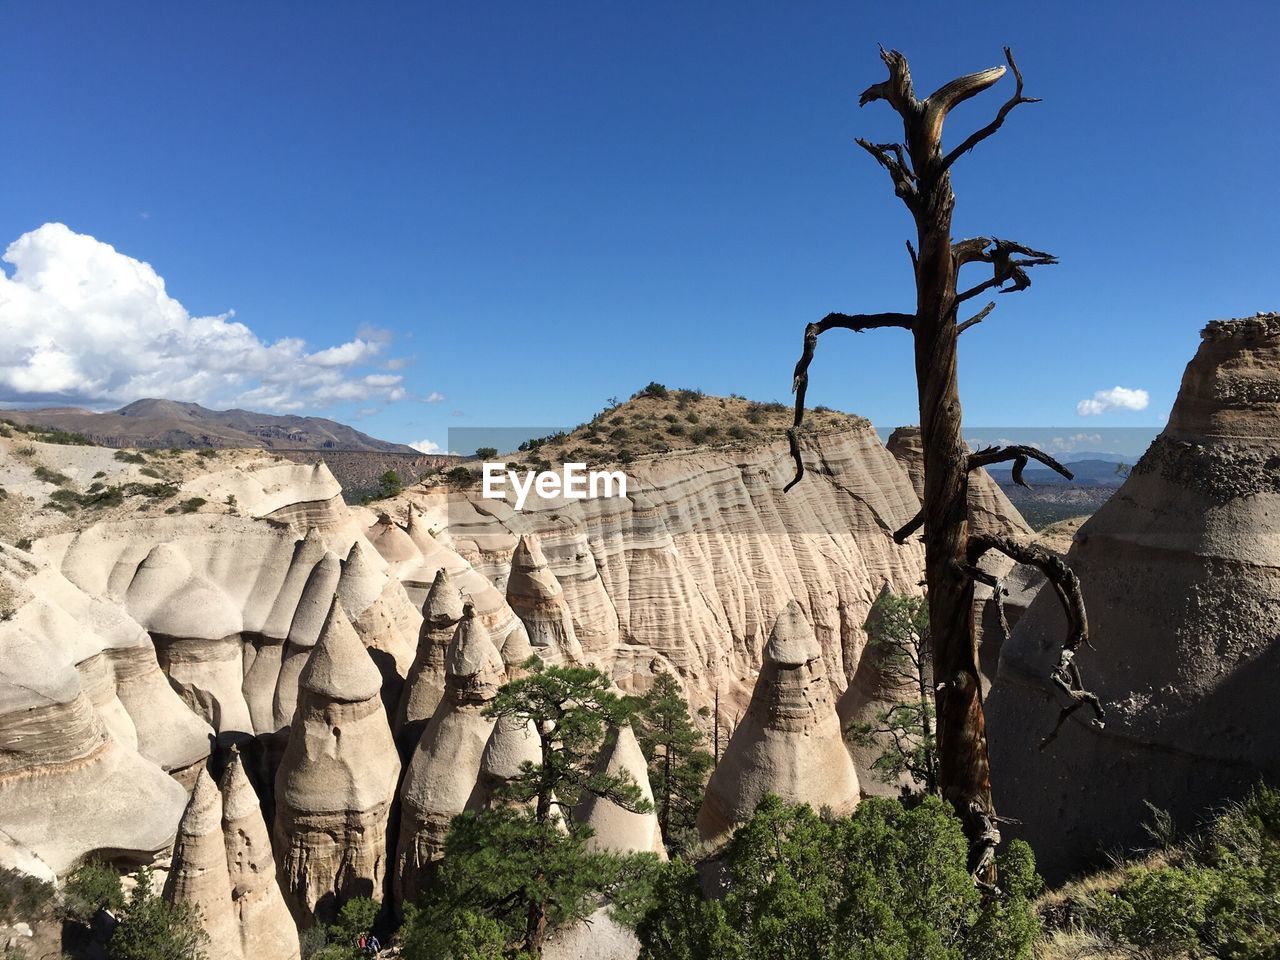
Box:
[1, 3, 1276, 452]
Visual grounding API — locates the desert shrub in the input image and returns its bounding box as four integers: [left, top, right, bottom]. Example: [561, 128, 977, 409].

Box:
[474, 446, 498, 459]
[32, 466, 69, 485]
[377, 470, 403, 498]
[13, 445, 36, 458]
[106, 868, 207, 960]
[0, 866, 55, 923]
[617, 449, 635, 464]
[14, 538, 32, 551]
[1082, 784, 1280, 959]
[727, 424, 748, 440]
[635, 381, 669, 399]
[684, 411, 699, 424]
[610, 427, 630, 443]
[196, 448, 215, 458]
[165, 497, 206, 515]
[139, 467, 163, 479]
[39, 429, 92, 445]
[688, 428, 709, 444]
[637, 795, 1040, 960]
[63, 860, 124, 921]
[113, 451, 146, 464]
[812, 404, 832, 414]
[666, 423, 685, 437]
[445, 466, 475, 484]
[674, 388, 703, 408]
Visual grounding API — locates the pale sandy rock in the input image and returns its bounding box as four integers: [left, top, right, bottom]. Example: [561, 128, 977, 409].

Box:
[0, 549, 193, 874]
[221, 749, 300, 960]
[274, 551, 342, 729]
[506, 535, 586, 670]
[988, 313, 1280, 880]
[274, 599, 400, 922]
[338, 541, 421, 681]
[543, 905, 640, 960]
[697, 601, 859, 847]
[477, 714, 540, 801]
[395, 606, 504, 908]
[575, 725, 665, 858]
[163, 769, 244, 960]
[396, 568, 464, 741]
[416, 423, 926, 722]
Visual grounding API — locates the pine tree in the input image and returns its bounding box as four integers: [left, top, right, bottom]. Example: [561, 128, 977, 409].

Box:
[629, 672, 714, 857]
[402, 660, 659, 959]
[851, 592, 939, 795]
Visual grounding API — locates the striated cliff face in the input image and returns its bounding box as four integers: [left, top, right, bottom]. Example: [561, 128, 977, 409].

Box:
[987, 314, 1280, 879]
[407, 423, 926, 722]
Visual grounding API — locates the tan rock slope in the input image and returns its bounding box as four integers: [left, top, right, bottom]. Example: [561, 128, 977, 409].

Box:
[403, 418, 926, 725]
[697, 601, 860, 847]
[575, 725, 666, 858]
[274, 600, 401, 922]
[987, 313, 1280, 879]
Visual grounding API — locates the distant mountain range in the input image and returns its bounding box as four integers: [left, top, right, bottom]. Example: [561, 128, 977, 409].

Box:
[1, 398, 417, 452]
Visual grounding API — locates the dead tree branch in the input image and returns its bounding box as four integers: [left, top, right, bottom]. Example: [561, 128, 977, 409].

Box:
[956, 238, 1058, 304]
[956, 301, 995, 335]
[942, 48, 1040, 171]
[856, 139, 918, 204]
[964, 534, 1104, 749]
[785, 312, 913, 492]
[967, 445, 1072, 488]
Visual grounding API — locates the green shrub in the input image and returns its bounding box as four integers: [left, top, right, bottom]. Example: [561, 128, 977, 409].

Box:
[37, 429, 92, 445]
[13, 445, 37, 458]
[1082, 784, 1280, 959]
[727, 424, 748, 440]
[666, 424, 685, 437]
[636, 381, 669, 399]
[0, 866, 55, 923]
[113, 451, 146, 464]
[169, 497, 206, 515]
[637, 795, 1040, 960]
[63, 860, 124, 921]
[618, 449, 635, 464]
[107, 868, 208, 960]
[445, 466, 475, 484]
[474, 446, 498, 459]
[684, 411, 699, 424]
[139, 467, 162, 479]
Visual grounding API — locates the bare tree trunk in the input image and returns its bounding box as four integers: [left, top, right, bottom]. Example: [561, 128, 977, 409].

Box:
[784, 47, 1101, 881]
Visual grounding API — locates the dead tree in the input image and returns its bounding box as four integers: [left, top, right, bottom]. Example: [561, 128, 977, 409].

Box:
[785, 47, 1102, 882]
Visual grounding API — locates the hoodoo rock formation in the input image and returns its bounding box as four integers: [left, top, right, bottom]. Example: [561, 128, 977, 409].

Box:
[163, 769, 244, 960]
[697, 601, 860, 847]
[274, 599, 400, 922]
[988, 313, 1280, 879]
[221, 748, 301, 960]
[575, 725, 666, 858]
[506, 534, 586, 666]
[396, 567, 464, 743]
[395, 605, 505, 908]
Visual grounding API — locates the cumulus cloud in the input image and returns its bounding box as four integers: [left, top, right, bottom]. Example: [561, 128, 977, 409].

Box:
[421, 391, 445, 403]
[409, 438, 442, 453]
[0, 223, 429, 412]
[1077, 386, 1149, 416]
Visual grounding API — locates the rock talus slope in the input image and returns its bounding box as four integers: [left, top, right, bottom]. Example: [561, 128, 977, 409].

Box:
[987, 314, 1280, 879]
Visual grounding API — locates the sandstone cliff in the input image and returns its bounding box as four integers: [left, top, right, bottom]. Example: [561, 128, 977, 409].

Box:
[987, 313, 1280, 879]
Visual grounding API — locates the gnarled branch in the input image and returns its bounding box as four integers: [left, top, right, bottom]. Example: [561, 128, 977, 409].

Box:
[942, 47, 1040, 171]
[785, 311, 913, 492]
[956, 301, 995, 335]
[964, 533, 1104, 749]
[858, 46, 919, 116]
[956, 237, 1058, 304]
[856, 138, 918, 204]
[967, 444, 1072, 488]
[920, 63, 1008, 158]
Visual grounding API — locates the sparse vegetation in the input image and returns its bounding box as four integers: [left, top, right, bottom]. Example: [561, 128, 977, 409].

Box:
[32, 466, 69, 486]
[165, 497, 206, 515]
[474, 446, 498, 459]
[636, 382, 670, 399]
[0, 865, 55, 924]
[114, 451, 147, 464]
[445, 466, 475, 485]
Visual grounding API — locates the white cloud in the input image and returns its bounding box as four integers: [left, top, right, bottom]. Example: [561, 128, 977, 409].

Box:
[0, 223, 429, 412]
[421, 391, 446, 403]
[409, 438, 442, 454]
[1077, 386, 1149, 416]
